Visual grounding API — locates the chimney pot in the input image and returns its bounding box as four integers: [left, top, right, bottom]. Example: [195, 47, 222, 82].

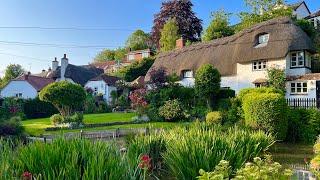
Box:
[63, 54, 67, 59]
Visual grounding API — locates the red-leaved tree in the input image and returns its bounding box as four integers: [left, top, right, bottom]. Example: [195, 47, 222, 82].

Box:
[129, 89, 148, 116]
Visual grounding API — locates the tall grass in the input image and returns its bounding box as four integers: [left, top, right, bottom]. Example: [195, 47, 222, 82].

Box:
[0, 139, 16, 180]
[128, 123, 275, 179]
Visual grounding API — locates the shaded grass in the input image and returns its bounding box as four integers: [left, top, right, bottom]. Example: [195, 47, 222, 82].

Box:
[22, 112, 136, 136]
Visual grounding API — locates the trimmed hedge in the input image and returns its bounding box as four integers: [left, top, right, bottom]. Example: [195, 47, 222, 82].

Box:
[238, 87, 284, 102]
[242, 92, 288, 140]
[24, 98, 58, 119]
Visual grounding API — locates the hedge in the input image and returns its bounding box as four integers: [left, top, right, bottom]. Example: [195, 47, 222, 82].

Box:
[24, 98, 58, 119]
[238, 87, 284, 102]
[242, 92, 288, 140]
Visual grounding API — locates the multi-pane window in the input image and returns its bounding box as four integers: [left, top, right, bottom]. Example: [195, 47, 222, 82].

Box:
[291, 51, 304, 67]
[258, 34, 269, 44]
[290, 82, 308, 94]
[183, 70, 193, 78]
[252, 60, 267, 71]
[15, 93, 22, 98]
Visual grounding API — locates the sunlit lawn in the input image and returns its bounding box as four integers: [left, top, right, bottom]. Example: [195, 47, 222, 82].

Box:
[22, 112, 136, 136]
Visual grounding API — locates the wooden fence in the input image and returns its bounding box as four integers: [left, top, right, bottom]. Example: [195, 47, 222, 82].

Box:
[286, 98, 318, 109]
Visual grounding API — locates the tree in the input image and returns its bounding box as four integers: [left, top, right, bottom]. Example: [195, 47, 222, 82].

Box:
[195, 64, 221, 109]
[151, 0, 202, 47]
[126, 30, 150, 51]
[149, 67, 168, 89]
[114, 47, 127, 61]
[39, 81, 86, 117]
[94, 49, 115, 62]
[267, 67, 286, 92]
[160, 18, 180, 52]
[120, 57, 155, 82]
[236, 0, 292, 32]
[202, 10, 234, 42]
[1, 64, 25, 87]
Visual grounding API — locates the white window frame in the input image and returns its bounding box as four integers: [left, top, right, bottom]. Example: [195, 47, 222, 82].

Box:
[290, 82, 308, 94]
[15, 93, 22, 98]
[290, 51, 304, 68]
[252, 60, 267, 71]
[142, 52, 149, 58]
[258, 34, 269, 44]
[183, 70, 193, 78]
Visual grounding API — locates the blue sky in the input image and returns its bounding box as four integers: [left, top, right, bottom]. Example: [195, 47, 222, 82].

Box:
[0, 0, 319, 77]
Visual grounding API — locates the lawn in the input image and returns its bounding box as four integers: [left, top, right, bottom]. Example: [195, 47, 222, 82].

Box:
[22, 112, 136, 136]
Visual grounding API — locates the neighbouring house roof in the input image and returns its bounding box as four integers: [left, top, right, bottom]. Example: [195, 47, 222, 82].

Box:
[49, 64, 104, 86]
[306, 10, 320, 19]
[13, 74, 54, 91]
[88, 74, 121, 86]
[127, 49, 152, 55]
[91, 61, 116, 69]
[287, 73, 320, 81]
[289, 1, 311, 14]
[145, 17, 315, 81]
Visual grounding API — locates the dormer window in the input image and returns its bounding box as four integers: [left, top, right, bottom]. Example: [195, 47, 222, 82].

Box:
[183, 70, 193, 78]
[255, 33, 269, 48]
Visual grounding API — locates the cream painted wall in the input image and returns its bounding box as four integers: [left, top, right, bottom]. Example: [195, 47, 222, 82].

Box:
[0, 81, 38, 99]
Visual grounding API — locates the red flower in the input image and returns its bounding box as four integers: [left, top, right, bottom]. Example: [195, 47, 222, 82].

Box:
[139, 154, 151, 169]
[22, 171, 32, 180]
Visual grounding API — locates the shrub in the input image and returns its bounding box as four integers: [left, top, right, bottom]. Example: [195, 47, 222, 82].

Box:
[64, 112, 84, 124]
[129, 89, 148, 116]
[83, 94, 97, 114]
[158, 99, 184, 121]
[237, 87, 284, 102]
[50, 114, 64, 125]
[218, 89, 235, 99]
[198, 156, 293, 179]
[206, 112, 222, 125]
[0, 116, 24, 137]
[97, 101, 112, 113]
[23, 98, 58, 119]
[120, 57, 155, 82]
[311, 137, 320, 178]
[242, 92, 288, 140]
[1, 97, 25, 120]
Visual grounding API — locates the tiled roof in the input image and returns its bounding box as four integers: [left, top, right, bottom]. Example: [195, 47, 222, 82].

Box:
[14, 74, 54, 91]
[88, 74, 120, 86]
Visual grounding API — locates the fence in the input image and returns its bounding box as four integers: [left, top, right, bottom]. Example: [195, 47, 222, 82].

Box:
[286, 98, 318, 109]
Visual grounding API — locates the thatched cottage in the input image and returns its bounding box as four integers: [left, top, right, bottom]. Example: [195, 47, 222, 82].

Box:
[145, 17, 318, 99]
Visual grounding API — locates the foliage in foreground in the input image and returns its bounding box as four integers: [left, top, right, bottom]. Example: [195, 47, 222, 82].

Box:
[198, 156, 293, 180]
[311, 137, 320, 178]
[128, 123, 274, 179]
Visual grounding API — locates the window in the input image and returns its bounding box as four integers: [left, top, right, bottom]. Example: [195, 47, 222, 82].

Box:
[183, 70, 193, 78]
[290, 82, 308, 94]
[252, 60, 267, 71]
[128, 54, 135, 61]
[258, 34, 269, 44]
[142, 52, 149, 58]
[290, 51, 304, 68]
[93, 87, 98, 95]
[15, 93, 22, 98]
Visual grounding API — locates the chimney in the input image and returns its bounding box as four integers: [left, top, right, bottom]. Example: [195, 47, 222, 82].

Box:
[42, 69, 46, 73]
[60, 54, 69, 80]
[52, 57, 58, 71]
[176, 37, 185, 49]
[25, 72, 31, 80]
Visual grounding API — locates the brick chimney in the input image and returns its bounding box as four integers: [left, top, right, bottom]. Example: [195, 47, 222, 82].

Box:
[60, 54, 68, 80]
[52, 57, 58, 71]
[176, 37, 185, 49]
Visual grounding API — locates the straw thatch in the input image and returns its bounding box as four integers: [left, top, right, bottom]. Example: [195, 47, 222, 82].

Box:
[145, 17, 315, 81]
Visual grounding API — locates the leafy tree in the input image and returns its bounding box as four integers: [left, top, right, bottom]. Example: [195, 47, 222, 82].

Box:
[120, 57, 155, 82]
[195, 64, 221, 109]
[1, 64, 25, 88]
[267, 67, 286, 92]
[126, 30, 150, 51]
[114, 47, 127, 61]
[94, 49, 115, 62]
[202, 10, 234, 42]
[236, 0, 292, 32]
[151, 0, 202, 47]
[295, 19, 316, 38]
[160, 18, 180, 52]
[149, 67, 168, 89]
[39, 81, 86, 117]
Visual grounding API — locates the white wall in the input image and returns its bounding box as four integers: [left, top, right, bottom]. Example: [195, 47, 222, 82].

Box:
[55, 78, 74, 84]
[285, 80, 317, 99]
[85, 80, 117, 104]
[0, 81, 38, 99]
[294, 3, 310, 19]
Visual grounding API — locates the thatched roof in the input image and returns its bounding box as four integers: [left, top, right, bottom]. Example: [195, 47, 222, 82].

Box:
[145, 17, 315, 81]
[88, 74, 120, 86]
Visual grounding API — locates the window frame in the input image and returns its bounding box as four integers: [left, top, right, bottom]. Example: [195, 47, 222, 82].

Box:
[290, 82, 308, 95]
[258, 34, 269, 44]
[182, 70, 193, 78]
[252, 60, 267, 71]
[290, 51, 305, 68]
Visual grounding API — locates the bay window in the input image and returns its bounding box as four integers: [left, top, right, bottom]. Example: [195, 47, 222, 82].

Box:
[290, 51, 304, 68]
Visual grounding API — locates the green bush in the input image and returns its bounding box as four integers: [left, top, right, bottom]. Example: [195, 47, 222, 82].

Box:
[84, 94, 97, 114]
[50, 114, 64, 125]
[0, 116, 24, 137]
[311, 137, 320, 178]
[23, 98, 58, 119]
[218, 89, 235, 99]
[158, 99, 185, 121]
[238, 87, 284, 102]
[64, 112, 84, 124]
[120, 57, 155, 82]
[242, 92, 288, 140]
[206, 112, 222, 124]
[1, 97, 25, 120]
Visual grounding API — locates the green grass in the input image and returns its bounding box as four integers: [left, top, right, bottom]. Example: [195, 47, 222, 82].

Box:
[22, 112, 136, 136]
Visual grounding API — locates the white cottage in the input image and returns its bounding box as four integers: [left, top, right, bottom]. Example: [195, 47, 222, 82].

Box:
[145, 17, 316, 100]
[85, 74, 120, 104]
[0, 73, 54, 99]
